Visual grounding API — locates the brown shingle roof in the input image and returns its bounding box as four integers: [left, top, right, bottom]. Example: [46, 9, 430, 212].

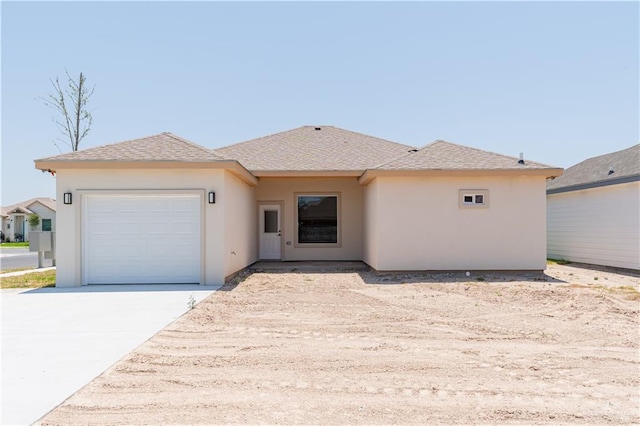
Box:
[214, 126, 415, 171]
[2, 197, 56, 216]
[547, 144, 640, 192]
[374, 140, 558, 170]
[35, 133, 226, 163]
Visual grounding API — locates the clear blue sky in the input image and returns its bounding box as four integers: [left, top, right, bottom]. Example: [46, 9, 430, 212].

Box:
[2, 1, 638, 205]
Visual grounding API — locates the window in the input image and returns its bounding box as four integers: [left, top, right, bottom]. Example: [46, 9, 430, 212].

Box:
[296, 194, 339, 244]
[42, 219, 52, 231]
[263, 210, 278, 233]
[459, 190, 488, 208]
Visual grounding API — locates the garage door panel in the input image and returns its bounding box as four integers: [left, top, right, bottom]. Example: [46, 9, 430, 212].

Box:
[84, 195, 201, 284]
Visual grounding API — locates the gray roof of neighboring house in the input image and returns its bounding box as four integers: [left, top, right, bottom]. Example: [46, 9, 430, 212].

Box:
[2, 197, 57, 216]
[374, 140, 556, 170]
[547, 144, 640, 194]
[214, 126, 415, 171]
[35, 133, 226, 163]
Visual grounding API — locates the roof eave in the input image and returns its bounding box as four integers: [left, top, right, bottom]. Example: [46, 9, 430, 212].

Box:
[359, 168, 564, 185]
[251, 170, 363, 178]
[34, 159, 259, 186]
[547, 173, 640, 195]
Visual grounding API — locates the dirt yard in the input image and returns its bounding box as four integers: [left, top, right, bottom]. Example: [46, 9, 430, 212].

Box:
[40, 263, 639, 425]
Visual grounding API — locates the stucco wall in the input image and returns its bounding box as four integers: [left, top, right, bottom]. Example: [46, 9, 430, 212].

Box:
[362, 178, 379, 269]
[547, 181, 640, 270]
[55, 168, 228, 287]
[255, 178, 364, 261]
[365, 175, 547, 271]
[223, 171, 257, 278]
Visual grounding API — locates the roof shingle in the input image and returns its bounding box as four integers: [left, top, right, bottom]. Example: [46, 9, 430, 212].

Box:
[547, 144, 640, 191]
[214, 126, 415, 171]
[374, 140, 557, 170]
[2, 197, 56, 216]
[35, 133, 226, 163]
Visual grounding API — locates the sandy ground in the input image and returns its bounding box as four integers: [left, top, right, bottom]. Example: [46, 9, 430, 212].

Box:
[40, 263, 639, 425]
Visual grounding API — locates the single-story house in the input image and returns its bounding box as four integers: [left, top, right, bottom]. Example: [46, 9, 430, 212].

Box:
[1, 197, 56, 242]
[547, 144, 640, 270]
[34, 126, 562, 287]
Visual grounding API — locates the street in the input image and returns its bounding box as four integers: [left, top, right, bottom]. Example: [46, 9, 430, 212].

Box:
[0, 247, 53, 272]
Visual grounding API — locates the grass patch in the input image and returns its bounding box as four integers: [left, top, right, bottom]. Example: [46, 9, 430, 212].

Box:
[0, 242, 29, 247]
[1, 270, 56, 289]
[547, 258, 571, 265]
[1, 267, 32, 273]
[565, 283, 640, 301]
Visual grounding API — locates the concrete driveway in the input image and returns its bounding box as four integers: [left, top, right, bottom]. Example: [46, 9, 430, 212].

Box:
[1, 284, 218, 425]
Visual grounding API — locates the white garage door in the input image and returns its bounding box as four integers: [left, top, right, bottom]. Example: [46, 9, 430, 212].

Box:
[84, 194, 201, 284]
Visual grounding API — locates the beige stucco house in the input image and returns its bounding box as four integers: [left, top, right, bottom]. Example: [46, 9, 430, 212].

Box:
[34, 126, 562, 287]
[1, 197, 56, 242]
[547, 144, 639, 270]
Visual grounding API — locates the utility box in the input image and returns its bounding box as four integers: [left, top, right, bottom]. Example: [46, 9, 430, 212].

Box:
[29, 231, 52, 252]
[45, 232, 56, 260]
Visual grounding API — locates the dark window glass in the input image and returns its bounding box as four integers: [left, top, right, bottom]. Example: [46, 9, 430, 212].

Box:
[42, 219, 52, 231]
[463, 195, 473, 204]
[475, 195, 484, 204]
[264, 210, 278, 233]
[298, 196, 337, 243]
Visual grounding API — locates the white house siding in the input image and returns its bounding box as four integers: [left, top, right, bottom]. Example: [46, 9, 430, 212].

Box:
[55, 168, 228, 287]
[547, 181, 640, 270]
[255, 177, 364, 261]
[365, 175, 547, 271]
[223, 170, 257, 278]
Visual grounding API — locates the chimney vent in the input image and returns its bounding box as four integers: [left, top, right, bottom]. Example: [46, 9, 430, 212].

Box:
[518, 152, 525, 165]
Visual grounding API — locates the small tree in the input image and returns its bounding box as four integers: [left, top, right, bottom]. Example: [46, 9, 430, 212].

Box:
[28, 213, 41, 230]
[42, 71, 95, 152]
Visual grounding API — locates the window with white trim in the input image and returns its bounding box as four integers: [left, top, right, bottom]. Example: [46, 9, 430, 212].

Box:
[459, 190, 488, 208]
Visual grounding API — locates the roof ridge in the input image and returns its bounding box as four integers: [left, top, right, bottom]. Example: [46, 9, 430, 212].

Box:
[425, 139, 552, 167]
[569, 143, 640, 166]
[162, 132, 227, 159]
[34, 133, 172, 162]
[215, 126, 309, 151]
[331, 126, 415, 150]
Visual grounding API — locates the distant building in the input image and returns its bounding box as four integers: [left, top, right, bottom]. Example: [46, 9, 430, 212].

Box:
[547, 145, 640, 270]
[1, 197, 56, 242]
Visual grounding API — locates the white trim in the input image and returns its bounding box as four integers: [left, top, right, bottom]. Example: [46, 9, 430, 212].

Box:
[459, 189, 489, 208]
[80, 189, 205, 285]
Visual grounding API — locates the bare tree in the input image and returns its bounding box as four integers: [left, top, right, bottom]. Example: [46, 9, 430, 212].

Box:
[42, 71, 95, 152]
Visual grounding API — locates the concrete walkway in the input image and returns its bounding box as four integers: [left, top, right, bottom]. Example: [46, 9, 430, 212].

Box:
[249, 261, 369, 272]
[1, 284, 218, 425]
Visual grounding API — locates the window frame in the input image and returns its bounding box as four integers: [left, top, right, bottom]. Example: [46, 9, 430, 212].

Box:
[459, 189, 489, 208]
[42, 219, 52, 231]
[294, 192, 342, 248]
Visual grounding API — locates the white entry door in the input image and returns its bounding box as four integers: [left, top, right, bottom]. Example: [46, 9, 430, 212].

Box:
[84, 194, 201, 284]
[259, 204, 281, 260]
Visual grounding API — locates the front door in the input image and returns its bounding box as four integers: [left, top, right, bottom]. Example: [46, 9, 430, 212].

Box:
[259, 204, 281, 260]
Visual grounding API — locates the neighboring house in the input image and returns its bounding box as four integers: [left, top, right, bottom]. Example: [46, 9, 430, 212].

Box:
[34, 126, 562, 287]
[547, 145, 640, 270]
[1, 197, 56, 242]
